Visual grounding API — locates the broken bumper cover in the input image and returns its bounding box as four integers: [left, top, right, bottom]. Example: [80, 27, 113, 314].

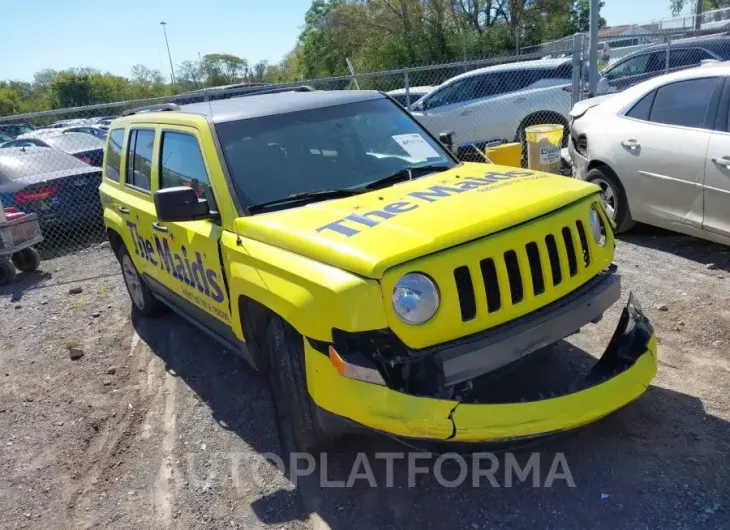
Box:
[305, 295, 657, 442]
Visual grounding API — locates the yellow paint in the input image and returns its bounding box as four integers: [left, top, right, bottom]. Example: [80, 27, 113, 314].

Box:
[100, 107, 656, 442]
[305, 336, 657, 441]
[485, 142, 522, 167]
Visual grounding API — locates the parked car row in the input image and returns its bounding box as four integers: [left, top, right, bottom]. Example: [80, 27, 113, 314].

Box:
[380, 36, 730, 160]
[0, 132, 105, 166]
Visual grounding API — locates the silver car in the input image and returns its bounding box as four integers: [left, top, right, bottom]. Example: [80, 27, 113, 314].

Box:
[568, 63, 730, 246]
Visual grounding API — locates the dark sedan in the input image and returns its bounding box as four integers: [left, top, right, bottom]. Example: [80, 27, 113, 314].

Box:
[0, 147, 103, 226]
[0, 132, 105, 166]
[599, 36, 730, 94]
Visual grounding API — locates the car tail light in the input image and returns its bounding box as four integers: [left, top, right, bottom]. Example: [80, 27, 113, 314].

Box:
[15, 185, 58, 204]
[563, 86, 573, 92]
[79, 156, 92, 165]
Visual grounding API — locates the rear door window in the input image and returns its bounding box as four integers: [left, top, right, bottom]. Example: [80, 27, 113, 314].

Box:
[125, 129, 155, 191]
[105, 129, 124, 182]
[648, 77, 719, 129]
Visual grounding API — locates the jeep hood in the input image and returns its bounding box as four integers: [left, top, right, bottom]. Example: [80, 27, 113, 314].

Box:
[236, 163, 600, 278]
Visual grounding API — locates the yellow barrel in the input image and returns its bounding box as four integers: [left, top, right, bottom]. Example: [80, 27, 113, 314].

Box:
[525, 124, 563, 174]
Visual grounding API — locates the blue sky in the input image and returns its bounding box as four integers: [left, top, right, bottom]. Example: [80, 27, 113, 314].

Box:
[3, 0, 676, 82]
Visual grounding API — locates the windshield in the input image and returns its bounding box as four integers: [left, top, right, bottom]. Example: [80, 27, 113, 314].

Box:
[215, 98, 456, 209]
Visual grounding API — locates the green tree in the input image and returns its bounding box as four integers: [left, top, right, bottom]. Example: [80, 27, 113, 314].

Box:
[50, 72, 93, 108]
[670, 0, 730, 17]
[0, 87, 22, 116]
[570, 0, 605, 32]
[201, 54, 247, 86]
[177, 60, 204, 90]
[252, 60, 268, 81]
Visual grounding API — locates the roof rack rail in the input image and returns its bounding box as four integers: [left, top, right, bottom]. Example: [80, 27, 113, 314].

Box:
[122, 103, 180, 117]
[234, 85, 316, 98]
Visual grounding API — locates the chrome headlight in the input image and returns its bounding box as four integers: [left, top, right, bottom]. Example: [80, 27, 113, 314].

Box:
[589, 205, 606, 247]
[392, 273, 440, 325]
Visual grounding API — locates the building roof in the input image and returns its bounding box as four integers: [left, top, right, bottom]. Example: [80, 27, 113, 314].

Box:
[598, 24, 652, 37]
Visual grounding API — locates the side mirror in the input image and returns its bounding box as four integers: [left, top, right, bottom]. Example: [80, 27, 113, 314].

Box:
[439, 131, 457, 155]
[154, 186, 212, 222]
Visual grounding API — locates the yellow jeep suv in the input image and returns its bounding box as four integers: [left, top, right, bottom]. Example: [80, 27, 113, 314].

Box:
[99, 87, 657, 450]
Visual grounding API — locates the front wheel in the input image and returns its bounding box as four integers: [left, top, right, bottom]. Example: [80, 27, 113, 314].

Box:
[118, 244, 166, 317]
[265, 316, 330, 452]
[586, 167, 635, 233]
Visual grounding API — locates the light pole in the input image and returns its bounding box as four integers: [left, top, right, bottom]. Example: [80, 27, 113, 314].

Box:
[588, 0, 599, 97]
[160, 21, 176, 84]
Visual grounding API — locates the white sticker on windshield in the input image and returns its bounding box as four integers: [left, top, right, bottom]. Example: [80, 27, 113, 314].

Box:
[392, 134, 440, 160]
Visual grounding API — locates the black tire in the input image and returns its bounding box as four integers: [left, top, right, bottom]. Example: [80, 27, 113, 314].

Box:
[117, 243, 166, 317]
[11, 247, 41, 272]
[265, 316, 329, 452]
[0, 258, 16, 286]
[585, 166, 635, 233]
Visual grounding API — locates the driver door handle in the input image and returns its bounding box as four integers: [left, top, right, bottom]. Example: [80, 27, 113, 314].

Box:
[621, 139, 640, 149]
[712, 156, 730, 167]
[152, 222, 168, 233]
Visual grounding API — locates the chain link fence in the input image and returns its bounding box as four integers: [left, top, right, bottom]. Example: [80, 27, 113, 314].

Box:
[2, 23, 730, 270]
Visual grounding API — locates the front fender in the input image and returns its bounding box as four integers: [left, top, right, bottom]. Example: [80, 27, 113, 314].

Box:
[221, 231, 388, 342]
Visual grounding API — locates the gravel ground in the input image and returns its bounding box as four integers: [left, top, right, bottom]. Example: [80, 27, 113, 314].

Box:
[1, 226, 729, 529]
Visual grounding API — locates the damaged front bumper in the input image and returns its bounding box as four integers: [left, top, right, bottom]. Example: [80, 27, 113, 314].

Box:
[305, 295, 657, 442]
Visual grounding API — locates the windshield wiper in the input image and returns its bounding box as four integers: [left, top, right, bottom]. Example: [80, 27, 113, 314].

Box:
[357, 163, 452, 191]
[247, 188, 364, 213]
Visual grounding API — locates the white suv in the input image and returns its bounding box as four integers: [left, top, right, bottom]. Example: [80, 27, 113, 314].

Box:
[410, 58, 574, 149]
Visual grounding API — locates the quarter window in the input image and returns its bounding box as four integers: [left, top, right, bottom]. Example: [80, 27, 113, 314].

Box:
[126, 129, 155, 191]
[648, 77, 719, 129]
[105, 129, 124, 182]
[626, 91, 656, 121]
[159, 132, 213, 203]
[668, 48, 713, 69]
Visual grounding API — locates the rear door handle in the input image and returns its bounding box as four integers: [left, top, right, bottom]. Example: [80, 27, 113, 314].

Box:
[152, 222, 168, 233]
[712, 156, 730, 167]
[513, 97, 527, 103]
[459, 109, 473, 116]
[117, 206, 129, 214]
[621, 139, 640, 149]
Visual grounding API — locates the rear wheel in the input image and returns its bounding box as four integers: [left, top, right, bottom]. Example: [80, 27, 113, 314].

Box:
[0, 258, 16, 286]
[265, 315, 330, 452]
[11, 247, 41, 272]
[586, 167, 635, 233]
[118, 244, 166, 317]
[517, 113, 570, 167]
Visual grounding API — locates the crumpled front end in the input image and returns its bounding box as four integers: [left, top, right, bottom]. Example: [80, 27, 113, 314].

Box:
[305, 295, 656, 442]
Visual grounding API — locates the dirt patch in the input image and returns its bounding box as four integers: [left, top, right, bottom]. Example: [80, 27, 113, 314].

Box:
[1, 226, 729, 529]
